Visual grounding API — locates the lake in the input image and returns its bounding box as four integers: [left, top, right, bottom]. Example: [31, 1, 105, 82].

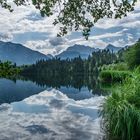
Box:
[0, 77, 105, 140]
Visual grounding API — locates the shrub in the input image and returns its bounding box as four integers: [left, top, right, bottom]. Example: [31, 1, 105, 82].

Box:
[102, 63, 128, 71]
[124, 41, 140, 69]
[99, 70, 131, 83]
[101, 69, 140, 140]
[0, 61, 20, 77]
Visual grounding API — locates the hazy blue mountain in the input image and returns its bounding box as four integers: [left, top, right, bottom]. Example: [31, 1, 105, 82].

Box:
[0, 41, 51, 65]
[105, 44, 122, 53]
[46, 54, 53, 59]
[56, 44, 123, 59]
[56, 44, 98, 59]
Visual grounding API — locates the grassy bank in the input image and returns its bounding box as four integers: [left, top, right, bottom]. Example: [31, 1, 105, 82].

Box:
[99, 70, 131, 83]
[101, 68, 140, 140]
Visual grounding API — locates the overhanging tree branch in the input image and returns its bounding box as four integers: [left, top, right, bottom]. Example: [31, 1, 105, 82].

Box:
[0, 0, 138, 39]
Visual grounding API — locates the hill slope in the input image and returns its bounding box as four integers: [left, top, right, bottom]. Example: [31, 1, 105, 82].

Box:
[56, 44, 98, 59]
[105, 44, 122, 53]
[0, 41, 51, 65]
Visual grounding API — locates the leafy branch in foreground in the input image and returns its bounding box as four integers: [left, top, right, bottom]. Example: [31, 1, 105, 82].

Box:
[0, 0, 138, 39]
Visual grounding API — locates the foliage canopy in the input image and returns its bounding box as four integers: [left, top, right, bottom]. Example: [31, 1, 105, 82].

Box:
[0, 0, 138, 39]
[125, 41, 140, 69]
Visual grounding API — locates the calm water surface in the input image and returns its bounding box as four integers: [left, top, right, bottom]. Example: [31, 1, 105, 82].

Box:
[0, 77, 105, 140]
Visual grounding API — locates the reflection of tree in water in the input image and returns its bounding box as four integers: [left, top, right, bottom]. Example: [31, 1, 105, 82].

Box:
[20, 73, 105, 96]
[20, 51, 117, 95]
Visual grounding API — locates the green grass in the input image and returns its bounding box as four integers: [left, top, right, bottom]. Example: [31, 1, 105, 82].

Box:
[101, 68, 140, 140]
[99, 70, 131, 83]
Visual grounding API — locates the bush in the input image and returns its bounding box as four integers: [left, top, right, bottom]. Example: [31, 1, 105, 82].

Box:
[101, 69, 140, 140]
[102, 63, 128, 71]
[99, 70, 131, 83]
[0, 61, 20, 77]
[124, 41, 140, 69]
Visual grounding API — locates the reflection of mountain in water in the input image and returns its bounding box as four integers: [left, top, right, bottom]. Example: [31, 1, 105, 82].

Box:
[0, 78, 45, 104]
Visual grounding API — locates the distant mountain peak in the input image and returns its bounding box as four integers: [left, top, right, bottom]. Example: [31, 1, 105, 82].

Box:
[0, 41, 51, 65]
[56, 43, 123, 60]
[106, 44, 116, 48]
[105, 44, 122, 52]
[67, 44, 92, 51]
[56, 44, 97, 60]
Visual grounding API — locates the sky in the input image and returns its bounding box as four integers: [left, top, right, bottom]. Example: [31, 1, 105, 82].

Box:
[0, 1, 140, 55]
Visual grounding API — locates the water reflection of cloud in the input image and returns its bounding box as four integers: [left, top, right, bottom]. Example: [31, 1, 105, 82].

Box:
[24, 125, 49, 134]
[0, 89, 104, 140]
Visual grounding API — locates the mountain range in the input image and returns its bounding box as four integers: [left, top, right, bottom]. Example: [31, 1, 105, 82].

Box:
[0, 41, 123, 65]
[56, 44, 98, 59]
[0, 41, 51, 65]
[105, 44, 122, 53]
[56, 44, 122, 59]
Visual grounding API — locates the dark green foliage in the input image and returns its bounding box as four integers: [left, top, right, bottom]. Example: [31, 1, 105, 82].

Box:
[102, 69, 140, 140]
[20, 50, 118, 93]
[125, 41, 140, 69]
[0, 61, 20, 77]
[99, 70, 131, 83]
[21, 50, 118, 78]
[117, 48, 126, 62]
[0, 0, 137, 39]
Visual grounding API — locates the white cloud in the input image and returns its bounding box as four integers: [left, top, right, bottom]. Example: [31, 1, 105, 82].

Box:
[25, 38, 68, 55]
[95, 1, 140, 29]
[25, 40, 55, 55]
[49, 37, 68, 46]
[93, 40, 107, 48]
[89, 30, 125, 40]
[0, 1, 140, 54]
[0, 3, 59, 37]
[111, 39, 126, 47]
[66, 30, 125, 48]
[0, 33, 13, 41]
[127, 33, 134, 42]
[108, 33, 137, 47]
[122, 21, 140, 28]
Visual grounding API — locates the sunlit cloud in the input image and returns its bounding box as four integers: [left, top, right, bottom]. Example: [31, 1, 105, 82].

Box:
[0, 1, 140, 54]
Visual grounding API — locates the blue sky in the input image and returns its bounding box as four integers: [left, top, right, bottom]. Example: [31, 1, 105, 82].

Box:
[0, 1, 140, 55]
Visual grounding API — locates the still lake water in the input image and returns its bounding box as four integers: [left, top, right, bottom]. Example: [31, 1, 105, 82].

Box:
[0, 77, 105, 140]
